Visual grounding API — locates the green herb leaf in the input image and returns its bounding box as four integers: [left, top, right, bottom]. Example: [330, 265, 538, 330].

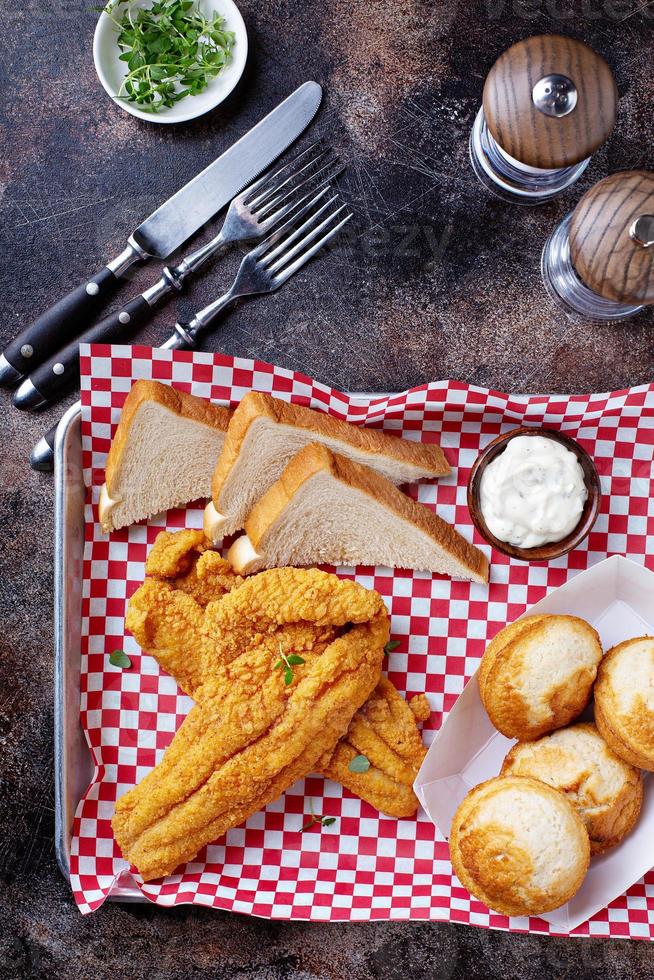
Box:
[110, 0, 235, 112]
[274, 645, 306, 686]
[109, 649, 132, 669]
[384, 639, 401, 657]
[300, 801, 336, 832]
[348, 754, 370, 773]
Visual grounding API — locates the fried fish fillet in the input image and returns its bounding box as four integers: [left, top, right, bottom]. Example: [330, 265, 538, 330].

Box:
[144, 528, 244, 605]
[319, 679, 430, 819]
[114, 568, 388, 880]
[125, 530, 431, 822]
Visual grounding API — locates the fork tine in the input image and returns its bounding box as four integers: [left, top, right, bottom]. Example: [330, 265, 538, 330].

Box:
[246, 150, 332, 213]
[271, 213, 353, 286]
[247, 148, 336, 213]
[266, 204, 349, 274]
[238, 140, 324, 206]
[245, 142, 326, 200]
[255, 197, 341, 266]
[250, 189, 339, 259]
[258, 179, 337, 234]
[256, 158, 344, 222]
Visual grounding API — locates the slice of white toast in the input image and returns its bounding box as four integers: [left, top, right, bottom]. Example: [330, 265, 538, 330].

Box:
[227, 442, 488, 583]
[99, 380, 232, 533]
[204, 391, 451, 544]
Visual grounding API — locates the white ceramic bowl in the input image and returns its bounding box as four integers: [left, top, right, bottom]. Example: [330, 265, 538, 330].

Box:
[93, 0, 248, 124]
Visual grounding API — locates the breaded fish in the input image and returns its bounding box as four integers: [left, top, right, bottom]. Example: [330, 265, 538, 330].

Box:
[320, 679, 430, 819]
[114, 567, 389, 880]
[125, 530, 431, 826]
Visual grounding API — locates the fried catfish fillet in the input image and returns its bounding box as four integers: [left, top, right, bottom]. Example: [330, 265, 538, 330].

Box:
[319, 679, 430, 818]
[114, 567, 388, 880]
[125, 530, 243, 694]
[126, 530, 431, 823]
[144, 528, 243, 605]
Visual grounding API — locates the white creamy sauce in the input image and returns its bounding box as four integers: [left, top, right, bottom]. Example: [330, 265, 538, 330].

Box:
[480, 435, 587, 548]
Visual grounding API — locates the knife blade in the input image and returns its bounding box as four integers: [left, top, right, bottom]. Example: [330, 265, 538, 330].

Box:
[14, 145, 341, 412]
[1, 80, 322, 386]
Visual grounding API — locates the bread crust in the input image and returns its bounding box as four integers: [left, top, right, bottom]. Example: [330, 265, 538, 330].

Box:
[478, 614, 602, 740]
[501, 722, 643, 853]
[449, 775, 590, 917]
[594, 637, 654, 771]
[211, 391, 451, 503]
[105, 380, 232, 498]
[243, 442, 488, 583]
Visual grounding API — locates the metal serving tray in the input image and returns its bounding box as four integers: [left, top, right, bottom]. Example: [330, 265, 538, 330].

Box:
[55, 403, 146, 901]
[54, 393, 385, 903]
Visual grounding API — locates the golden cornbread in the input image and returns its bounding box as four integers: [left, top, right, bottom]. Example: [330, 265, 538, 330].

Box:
[449, 775, 590, 917]
[501, 723, 643, 853]
[594, 636, 654, 771]
[478, 614, 602, 741]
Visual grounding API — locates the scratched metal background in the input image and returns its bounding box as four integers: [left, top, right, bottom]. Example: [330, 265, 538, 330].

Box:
[1, 0, 654, 977]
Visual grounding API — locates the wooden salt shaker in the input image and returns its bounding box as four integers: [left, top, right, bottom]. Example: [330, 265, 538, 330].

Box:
[470, 34, 618, 204]
[541, 171, 654, 320]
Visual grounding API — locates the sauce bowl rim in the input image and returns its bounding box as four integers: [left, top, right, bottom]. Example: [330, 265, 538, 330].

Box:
[466, 426, 602, 562]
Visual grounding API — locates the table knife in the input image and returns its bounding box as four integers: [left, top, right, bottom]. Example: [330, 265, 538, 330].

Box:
[31, 190, 348, 473]
[14, 146, 339, 411]
[0, 80, 322, 387]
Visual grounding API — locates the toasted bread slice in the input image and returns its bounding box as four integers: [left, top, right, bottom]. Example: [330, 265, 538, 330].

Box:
[205, 391, 451, 543]
[99, 380, 231, 533]
[226, 442, 488, 583]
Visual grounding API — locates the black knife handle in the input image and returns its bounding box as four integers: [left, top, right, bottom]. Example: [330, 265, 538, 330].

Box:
[30, 424, 57, 472]
[1, 266, 126, 382]
[14, 295, 153, 411]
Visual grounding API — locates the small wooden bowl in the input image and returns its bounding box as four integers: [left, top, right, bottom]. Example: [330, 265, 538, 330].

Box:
[467, 427, 601, 562]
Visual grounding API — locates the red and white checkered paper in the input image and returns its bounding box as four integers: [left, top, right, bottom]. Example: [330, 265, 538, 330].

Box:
[70, 343, 654, 938]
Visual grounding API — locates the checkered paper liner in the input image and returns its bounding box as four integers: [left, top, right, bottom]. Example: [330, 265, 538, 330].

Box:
[69, 343, 654, 938]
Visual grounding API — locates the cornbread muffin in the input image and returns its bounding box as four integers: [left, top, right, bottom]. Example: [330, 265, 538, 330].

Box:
[501, 723, 643, 853]
[478, 614, 602, 741]
[594, 636, 654, 771]
[449, 775, 590, 917]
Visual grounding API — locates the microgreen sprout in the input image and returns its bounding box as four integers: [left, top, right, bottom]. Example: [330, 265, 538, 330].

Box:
[384, 639, 400, 658]
[301, 800, 337, 832]
[101, 0, 235, 113]
[273, 644, 306, 686]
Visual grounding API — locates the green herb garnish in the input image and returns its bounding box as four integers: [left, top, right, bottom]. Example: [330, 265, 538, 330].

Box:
[273, 645, 305, 686]
[384, 639, 400, 658]
[348, 754, 370, 774]
[109, 649, 132, 669]
[301, 801, 337, 832]
[103, 0, 235, 113]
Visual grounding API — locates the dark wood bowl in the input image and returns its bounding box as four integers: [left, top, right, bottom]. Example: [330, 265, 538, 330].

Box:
[467, 427, 601, 562]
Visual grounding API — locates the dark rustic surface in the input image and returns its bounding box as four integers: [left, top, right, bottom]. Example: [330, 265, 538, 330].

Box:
[1, 0, 654, 977]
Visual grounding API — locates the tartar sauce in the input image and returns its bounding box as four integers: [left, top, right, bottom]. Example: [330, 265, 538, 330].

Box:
[479, 435, 587, 549]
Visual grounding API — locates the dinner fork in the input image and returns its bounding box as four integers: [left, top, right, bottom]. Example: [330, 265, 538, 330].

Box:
[29, 190, 352, 472]
[163, 189, 353, 350]
[14, 142, 342, 411]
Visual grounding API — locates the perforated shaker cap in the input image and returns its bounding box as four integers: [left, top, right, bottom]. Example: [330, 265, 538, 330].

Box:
[570, 171, 654, 306]
[483, 34, 618, 169]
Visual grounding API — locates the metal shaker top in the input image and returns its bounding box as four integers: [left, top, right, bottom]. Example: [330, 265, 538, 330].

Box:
[570, 171, 654, 306]
[483, 35, 618, 170]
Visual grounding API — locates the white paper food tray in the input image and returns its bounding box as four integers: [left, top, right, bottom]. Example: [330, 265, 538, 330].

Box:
[414, 555, 654, 933]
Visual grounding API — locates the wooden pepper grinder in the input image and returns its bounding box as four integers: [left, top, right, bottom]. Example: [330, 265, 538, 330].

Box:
[541, 171, 654, 320]
[470, 34, 618, 204]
